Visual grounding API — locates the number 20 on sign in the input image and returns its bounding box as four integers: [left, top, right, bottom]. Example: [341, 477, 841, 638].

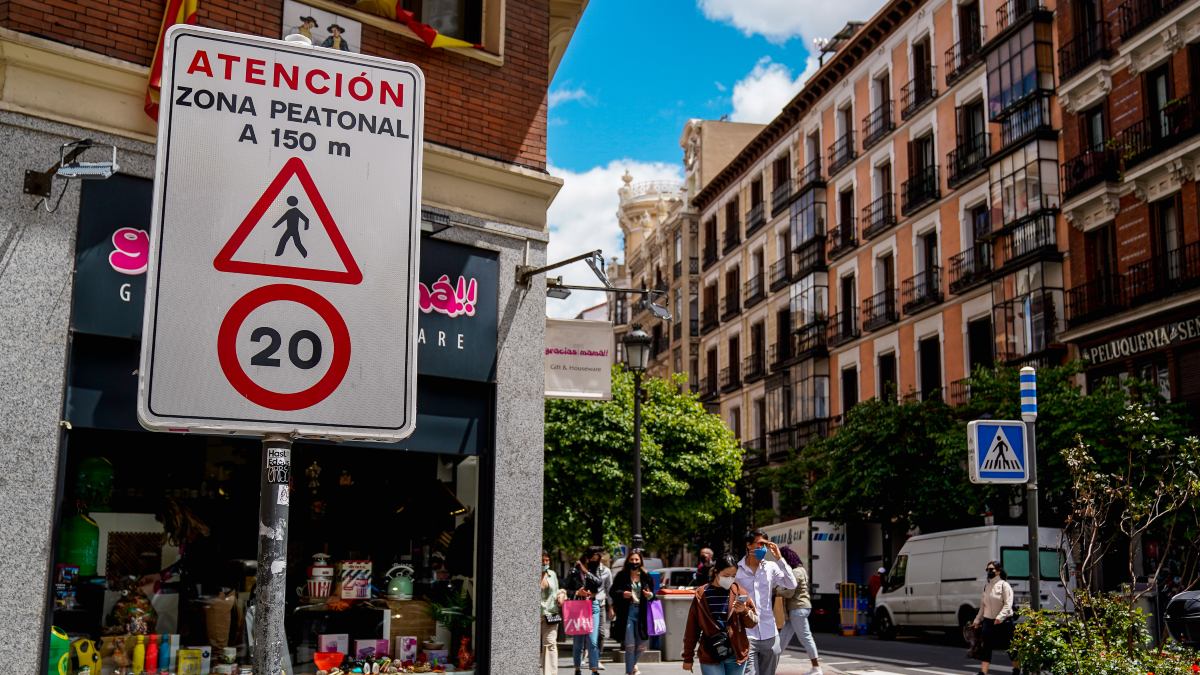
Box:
[137, 25, 425, 441]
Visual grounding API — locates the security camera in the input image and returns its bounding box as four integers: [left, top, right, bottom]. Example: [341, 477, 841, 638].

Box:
[56, 140, 118, 181]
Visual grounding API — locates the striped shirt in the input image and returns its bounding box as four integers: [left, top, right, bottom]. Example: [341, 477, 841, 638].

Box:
[704, 585, 729, 628]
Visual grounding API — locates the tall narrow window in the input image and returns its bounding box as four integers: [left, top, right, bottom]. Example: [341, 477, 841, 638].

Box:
[919, 335, 942, 400]
[1155, 195, 1183, 280]
[967, 315, 994, 370]
[878, 351, 897, 400]
[1147, 66, 1172, 138]
[841, 366, 859, 413]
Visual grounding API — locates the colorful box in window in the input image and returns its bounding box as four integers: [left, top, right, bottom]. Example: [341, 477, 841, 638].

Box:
[354, 639, 389, 659]
[394, 636, 418, 663]
[317, 633, 349, 654]
[337, 560, 372, 599]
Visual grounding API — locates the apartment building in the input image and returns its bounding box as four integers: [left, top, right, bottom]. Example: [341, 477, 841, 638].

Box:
[1056, 0, 1200, 422]
[615, 119, 764, 386]
[694, 0, 1069, 471]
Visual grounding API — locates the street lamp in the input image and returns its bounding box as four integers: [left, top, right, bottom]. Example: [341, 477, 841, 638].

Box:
[622, 325, 652, 552]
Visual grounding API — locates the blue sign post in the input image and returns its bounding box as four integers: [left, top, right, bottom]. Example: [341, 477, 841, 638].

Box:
[968, 420, 1029, 483]
[1021, 366, 1041, 612]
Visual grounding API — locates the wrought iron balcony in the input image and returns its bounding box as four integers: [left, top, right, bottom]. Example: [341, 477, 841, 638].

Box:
[862, 192, 897, 240]
[723, 225, 741, 254]
[703, 244, 719, 268]
[995, 0, 1049, 34]
[1112, 95, 1200, 170]
[862, 289, 900, 332]
[746, 202, 766, 235]
[719, 365, 742, 392]
[827, 132, 857, 176]
[901, 67, 938, 120]
[690, 317, 699, 337]
[1059, 22, 1112, 83]
[744, 353, 767, 383]
[862, 102, 894, 150]
[766, 429, 795, 462]
[700, 373, 719, 399]
[701, 304, 720, 333]
[945, 24, 985, 86]
[828, 308, 861, 346]
[1126, 241, 1200, 306]
[1062, 143, 1119, 198]
[902, 267, 943, 314]
[947, 133, 990, 188]
[902, 166, 940, 215]
[948, 377, 972, 407]
[793, 235, 827, 279]
[996, 212, 1059, 272]
[948, 243, 994, 294]
[769, 341, 790, 371]
[994, 289, 1064, 363]
[798, 158, 825, 192]
[743, 436, 767, 469]
[998, 92, 1054, 149]
[769, 257, 791, 291]
[772, 178, 793, 216]
[721, 293, 741, 320]
[794, 319, 829, 359]
[744, 274, 766, 308]
[1118, 0, 1186, 42]
[828, 218, 858, 260]
[1065, 274, 1127, 328]
[690, 256, 699, 274]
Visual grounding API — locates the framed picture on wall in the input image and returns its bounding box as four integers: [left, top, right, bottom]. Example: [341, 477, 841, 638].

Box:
[281, 0, 363, 53]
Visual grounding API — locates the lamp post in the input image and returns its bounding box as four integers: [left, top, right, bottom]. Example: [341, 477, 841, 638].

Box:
[622, 325, 652, 551]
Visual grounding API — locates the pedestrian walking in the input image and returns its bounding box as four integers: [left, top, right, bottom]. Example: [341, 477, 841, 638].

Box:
[735, 530, 797, 675]
[612, 549, 654, 674]
[681, 553, 759, 674]
[693, 547, 715, 585]
[541, 551, 564, 675]
[775, 546, 822, 675]
[596, 548, 615, 669]
[971, 561, 1019, 675]
[868, 567, 885, 604]
[565, 548, 606, 675]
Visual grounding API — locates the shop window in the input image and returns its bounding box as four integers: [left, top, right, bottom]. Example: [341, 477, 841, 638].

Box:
[988, 139, 1060, 227]
[985, 21, 1055, 119]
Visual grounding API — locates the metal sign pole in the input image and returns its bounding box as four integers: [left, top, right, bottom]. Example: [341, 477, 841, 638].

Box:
[1020, 367, 1040, 612]
[254, 434, 292, 675]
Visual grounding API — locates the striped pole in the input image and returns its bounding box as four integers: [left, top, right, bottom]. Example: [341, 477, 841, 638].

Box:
[1020, 366, 1040, 611]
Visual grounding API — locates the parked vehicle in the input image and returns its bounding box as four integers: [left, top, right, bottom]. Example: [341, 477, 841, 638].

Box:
[656, 566, 703, 589]
[761, 517, 848, 630]
[873, 525, 1074, 639]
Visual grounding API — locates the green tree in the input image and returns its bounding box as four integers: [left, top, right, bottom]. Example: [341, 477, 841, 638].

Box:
[543, 366, 743, 555]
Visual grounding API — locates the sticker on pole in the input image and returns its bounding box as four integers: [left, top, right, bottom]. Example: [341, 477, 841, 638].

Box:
[968, 420, 1029, 484]
[137, 25, 424, 440]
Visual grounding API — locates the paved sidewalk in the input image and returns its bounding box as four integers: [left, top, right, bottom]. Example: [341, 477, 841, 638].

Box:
[557, 654, 844, 674]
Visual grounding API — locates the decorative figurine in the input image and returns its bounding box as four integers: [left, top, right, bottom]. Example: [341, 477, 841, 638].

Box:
[456, 636, 473, 669]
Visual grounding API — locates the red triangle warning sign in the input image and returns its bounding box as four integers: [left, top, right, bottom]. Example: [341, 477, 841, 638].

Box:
[213, 157, 363, 285]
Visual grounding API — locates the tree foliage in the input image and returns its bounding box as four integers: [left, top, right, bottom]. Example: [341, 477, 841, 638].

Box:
[543, 366, 742, 555]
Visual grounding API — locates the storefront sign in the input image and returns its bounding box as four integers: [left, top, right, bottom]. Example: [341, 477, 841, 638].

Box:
[1081, 314, 1200, 364]
[138, 26, 425, 440]
[71, 176, 153, 339]
[417, 238, 498, 382]
[544, 319, 613, 400]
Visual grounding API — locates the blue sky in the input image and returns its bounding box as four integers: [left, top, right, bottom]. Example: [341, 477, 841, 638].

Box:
[544, 0, 886, 318]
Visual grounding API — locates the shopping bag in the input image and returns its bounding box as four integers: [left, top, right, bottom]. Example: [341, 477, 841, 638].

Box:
[562, 600, 594, 636]
[645, 599, 667, 637]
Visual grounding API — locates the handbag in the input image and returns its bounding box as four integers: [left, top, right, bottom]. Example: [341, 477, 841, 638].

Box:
[562, 599, 594, 636]
[703, 629, 733, 660]
[645, 599, 667, 637]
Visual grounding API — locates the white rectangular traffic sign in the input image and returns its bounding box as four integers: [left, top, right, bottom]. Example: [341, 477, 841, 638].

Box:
[968, 420, 1029, 484]
[138, 25, 424, 440]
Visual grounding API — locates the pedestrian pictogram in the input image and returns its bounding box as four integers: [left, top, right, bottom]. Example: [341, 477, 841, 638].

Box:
[213, 156, 363, 285]
[968, 420, 1029, 484]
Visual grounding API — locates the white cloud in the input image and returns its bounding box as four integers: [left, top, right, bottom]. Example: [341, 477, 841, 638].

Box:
[546, 160, 683, 319]
[548, 86, 590, 108]
[714, 81, 728, 93]
[698, 0, 887, 45]
[729, 57, 809, 123]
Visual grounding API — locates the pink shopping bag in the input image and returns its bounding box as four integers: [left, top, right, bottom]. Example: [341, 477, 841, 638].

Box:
[562, 599, 594, 636]
[645, 599, 667, 637]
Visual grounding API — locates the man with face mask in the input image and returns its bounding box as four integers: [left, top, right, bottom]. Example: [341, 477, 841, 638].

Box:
[735, 529, 796, 675]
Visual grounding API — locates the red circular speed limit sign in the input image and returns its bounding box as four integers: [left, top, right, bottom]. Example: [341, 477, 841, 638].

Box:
[217, 284, 351, 411]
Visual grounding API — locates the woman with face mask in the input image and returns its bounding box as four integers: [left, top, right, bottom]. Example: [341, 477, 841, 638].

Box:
[971, 561, 1017, 675]
[681, 554, 759, 675]
[611, 549, 655, 674]
[541, 551, 563, 675]
[565, 547, 605, 675]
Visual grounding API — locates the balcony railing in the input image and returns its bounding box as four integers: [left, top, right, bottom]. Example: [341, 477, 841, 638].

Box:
[744, 353, 767, 382]
[1112, 95, 1200, 170]
[862, 192, 897, 240]
[793, 235, 827, 279]
[724, 226, 741, 254]
[999, 92, 1054, 149]
[769, 341, 790, 370]
[744, 274, 766, 308]
[743, 436, 767, 469]
[721, 293, 741, 320]
[1118, 0, 1186, 42]
[948, 133, 991, 188]
[948, 243, 994, 294]
[862, 102, 894, 150]
[948, 377, 972, 407]
[827, 132, 857, 175]
[994, 289, 1064, 362]
[794, 319, 829, 359]
[902, 268, 944, 314]
[1066, 274, 1127, 328]
[902, 166, 940, 215]
[746, 202, 766, 235]
[901, 67, 938, 120]
[1062, 143, 1119, 198]
[1127, 241, 1200, 305]
[996, 212, 1059, 271]
[1059, 22, 1112, 83]
[828, 218, 858, 260]
[690, 317, 699, 337]
[689, 256, 699, 274]
[996, 0, 1049, 34]
[772, 179, 793, 216]
[720, 365, 742, 392]
[798, 158, 825, 192]
[862, 289, 900, 331]
[946, 24, 986, 86]
[769, 258, 791, 291]
[700, 373, 718, 399]
[652, 335, 668, 358]
[701, 304, 719, 333]
[828, 308, 861, 346]
[703, 245, 718, 268]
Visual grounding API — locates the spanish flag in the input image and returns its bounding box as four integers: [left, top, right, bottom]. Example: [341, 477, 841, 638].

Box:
[353, 0, 480, 49]
[145, 0, 200, 121]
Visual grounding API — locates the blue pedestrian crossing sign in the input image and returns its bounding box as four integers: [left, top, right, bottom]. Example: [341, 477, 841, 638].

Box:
[968, 420, 1029, 484]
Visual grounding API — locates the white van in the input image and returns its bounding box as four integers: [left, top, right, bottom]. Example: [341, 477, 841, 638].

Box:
[873, 525, 1074, 639]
